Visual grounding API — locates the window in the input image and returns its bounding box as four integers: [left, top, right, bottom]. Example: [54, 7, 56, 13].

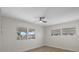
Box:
[17, 27, 27, 40]
[27, 28, 35, 39]
[62, 27, 76, 36]
[51, 29, 61, 36]
[17, 27, 35, 40]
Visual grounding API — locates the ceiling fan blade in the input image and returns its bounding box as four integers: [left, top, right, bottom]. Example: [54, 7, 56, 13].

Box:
[42, 20, 47, 23]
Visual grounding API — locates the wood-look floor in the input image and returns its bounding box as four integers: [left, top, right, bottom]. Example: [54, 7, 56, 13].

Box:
[28, 46, 74, 52]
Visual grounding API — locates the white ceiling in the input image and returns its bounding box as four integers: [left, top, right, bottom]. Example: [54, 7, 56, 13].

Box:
[1, 7, 79, 26]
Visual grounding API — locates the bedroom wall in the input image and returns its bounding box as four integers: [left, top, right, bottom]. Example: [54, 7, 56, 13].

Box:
[2, 16, 44, 52]
[1, 16, 79, 52]
[0, 17, 2, 51]
[45, 20, 79, 51]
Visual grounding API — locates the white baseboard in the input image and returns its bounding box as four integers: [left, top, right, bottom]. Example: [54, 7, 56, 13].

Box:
[46, 45, 77, 52]
[17, 45, 44, 52]
[16, 44, 78, 52]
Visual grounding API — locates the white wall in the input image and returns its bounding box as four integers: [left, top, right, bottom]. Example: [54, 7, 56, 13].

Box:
[45, 20, 79, 51]
[2, 17, 44, 52]
[0, 17, 2, 51]
[1, 16, 79, 52]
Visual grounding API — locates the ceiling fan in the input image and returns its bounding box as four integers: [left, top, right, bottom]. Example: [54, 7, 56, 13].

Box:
[34, 8, 48, 24]
[39, 16, 47, 23]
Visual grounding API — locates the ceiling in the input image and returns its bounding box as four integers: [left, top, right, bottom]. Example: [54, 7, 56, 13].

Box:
[1, 7, 79, 26]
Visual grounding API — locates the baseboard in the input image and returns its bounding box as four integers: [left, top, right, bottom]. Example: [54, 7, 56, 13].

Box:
[25, 46, 44, 52]
[46, 45, 77, 52]
[19, 45, 77, 52]
[18, 45, 44, 52]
